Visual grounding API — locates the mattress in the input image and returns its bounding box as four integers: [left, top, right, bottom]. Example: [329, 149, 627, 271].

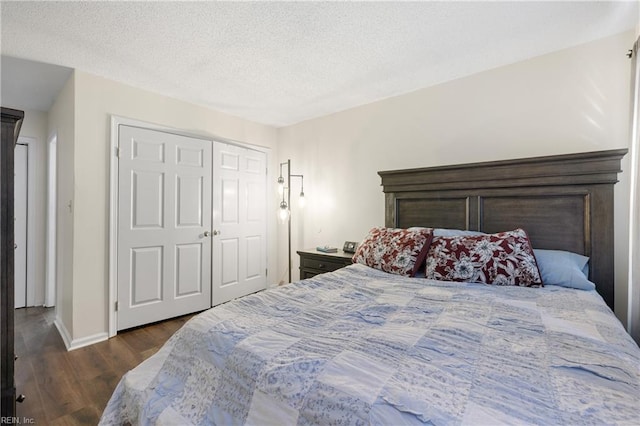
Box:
[100, 263, 640, 425]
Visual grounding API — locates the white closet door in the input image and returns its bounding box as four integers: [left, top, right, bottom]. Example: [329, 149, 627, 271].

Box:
[117, 126, 212, 330]
[14, 143, 27, 309]
[212, 143, 267, 305]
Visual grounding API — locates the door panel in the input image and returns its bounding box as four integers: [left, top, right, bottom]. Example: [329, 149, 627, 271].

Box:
[246, 236, 262, 279]
[132, 171, 164, 228]
[118, 126, 212, 330]
[175, 243, 202, 297]
[176, 175, 203, 227]
[221, 238, 239, 286]
[131, 246, 163, 305]
[212, 143, 267, 304]
[221, 178, 239, 223]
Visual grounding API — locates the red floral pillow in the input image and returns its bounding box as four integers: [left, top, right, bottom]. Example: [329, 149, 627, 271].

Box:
[352, 227, 433, 277]
[425, 228, 543, 287]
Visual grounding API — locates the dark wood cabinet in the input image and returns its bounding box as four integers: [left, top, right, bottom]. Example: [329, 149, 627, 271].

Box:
[1, 107, 24, 419]
[297, 249, 354, 279]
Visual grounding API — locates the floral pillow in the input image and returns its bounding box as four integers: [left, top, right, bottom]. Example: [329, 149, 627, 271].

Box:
[352, 227, 433, 277]
[425, 228, 543, 287]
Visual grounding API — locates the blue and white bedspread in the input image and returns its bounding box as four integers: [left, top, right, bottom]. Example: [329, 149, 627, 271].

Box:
[100, 264, 640, 425]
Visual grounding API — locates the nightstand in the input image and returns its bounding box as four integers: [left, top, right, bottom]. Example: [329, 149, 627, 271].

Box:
[297, 249, 354, 279]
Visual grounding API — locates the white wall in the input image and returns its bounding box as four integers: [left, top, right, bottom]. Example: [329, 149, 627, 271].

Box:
[278, 31, 635, 325]
[12, 108, 48, 307]
[65, 71, 278, 344]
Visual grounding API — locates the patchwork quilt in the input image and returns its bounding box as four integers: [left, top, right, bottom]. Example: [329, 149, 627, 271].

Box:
[100, 264, 640, 425]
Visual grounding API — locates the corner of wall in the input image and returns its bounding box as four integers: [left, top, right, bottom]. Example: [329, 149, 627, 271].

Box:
[53, 314, 107, 351]
[47, 70, 76, 340]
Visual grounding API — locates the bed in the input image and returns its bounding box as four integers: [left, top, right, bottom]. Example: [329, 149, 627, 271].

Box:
[100, 149, 640, 425]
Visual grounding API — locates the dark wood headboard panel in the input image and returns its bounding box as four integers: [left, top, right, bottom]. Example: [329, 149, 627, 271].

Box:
[379, 149, 627, 309]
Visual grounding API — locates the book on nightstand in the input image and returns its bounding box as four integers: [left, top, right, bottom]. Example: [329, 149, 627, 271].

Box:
[316, 246, 338, 253]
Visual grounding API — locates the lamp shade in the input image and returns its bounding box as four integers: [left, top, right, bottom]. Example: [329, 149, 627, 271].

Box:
[279, 200, 290, 222]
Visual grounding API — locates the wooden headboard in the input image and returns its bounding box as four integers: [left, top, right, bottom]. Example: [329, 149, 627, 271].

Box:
[379, 149, 627, 309]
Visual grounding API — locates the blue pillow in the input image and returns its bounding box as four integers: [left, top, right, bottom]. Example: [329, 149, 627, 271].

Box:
[533, 249, 595, 291]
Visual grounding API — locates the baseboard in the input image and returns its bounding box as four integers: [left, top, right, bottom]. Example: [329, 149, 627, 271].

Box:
[54, 317, 109, 351]
[53, 317, 72, 349]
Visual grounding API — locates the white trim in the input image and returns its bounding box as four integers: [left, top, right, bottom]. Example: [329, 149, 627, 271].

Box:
[111, 115, 271, 154]
[108, 115, 271, 337]
[54, 317, 108, 351]
[68, 332, 109, 351]
[53, 317, 72, 349]
[23, 138, 35, 306]
[45, 132, 57, 307]
[108, 118, 119, 337]
[16, 137, 37, 307]
[628, 40, 640, 338]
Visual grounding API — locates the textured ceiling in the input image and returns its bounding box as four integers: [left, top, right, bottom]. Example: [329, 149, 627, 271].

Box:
[1, 1, 638, 127]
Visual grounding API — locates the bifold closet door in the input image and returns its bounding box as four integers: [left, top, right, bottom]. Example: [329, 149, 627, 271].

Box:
[212, 143, 267, 305]
[117, 126, 212, 330]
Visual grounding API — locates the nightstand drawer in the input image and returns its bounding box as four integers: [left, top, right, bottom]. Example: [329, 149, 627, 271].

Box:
[302, 257, 346, 272]
[297, 249, 354, 280]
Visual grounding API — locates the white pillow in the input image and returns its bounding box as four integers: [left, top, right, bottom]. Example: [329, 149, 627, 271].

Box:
[433, 228, 486, 237]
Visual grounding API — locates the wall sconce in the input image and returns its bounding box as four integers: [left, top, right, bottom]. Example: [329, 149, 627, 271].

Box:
[278, 159, 305, 283]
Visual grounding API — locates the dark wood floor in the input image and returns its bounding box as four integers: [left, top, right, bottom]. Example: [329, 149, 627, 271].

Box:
[14, 306, 195, 425]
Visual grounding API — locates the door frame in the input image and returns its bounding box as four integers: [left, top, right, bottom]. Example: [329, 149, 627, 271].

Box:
[45, 132, 57, 307]
[108, 116, 270, 337]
